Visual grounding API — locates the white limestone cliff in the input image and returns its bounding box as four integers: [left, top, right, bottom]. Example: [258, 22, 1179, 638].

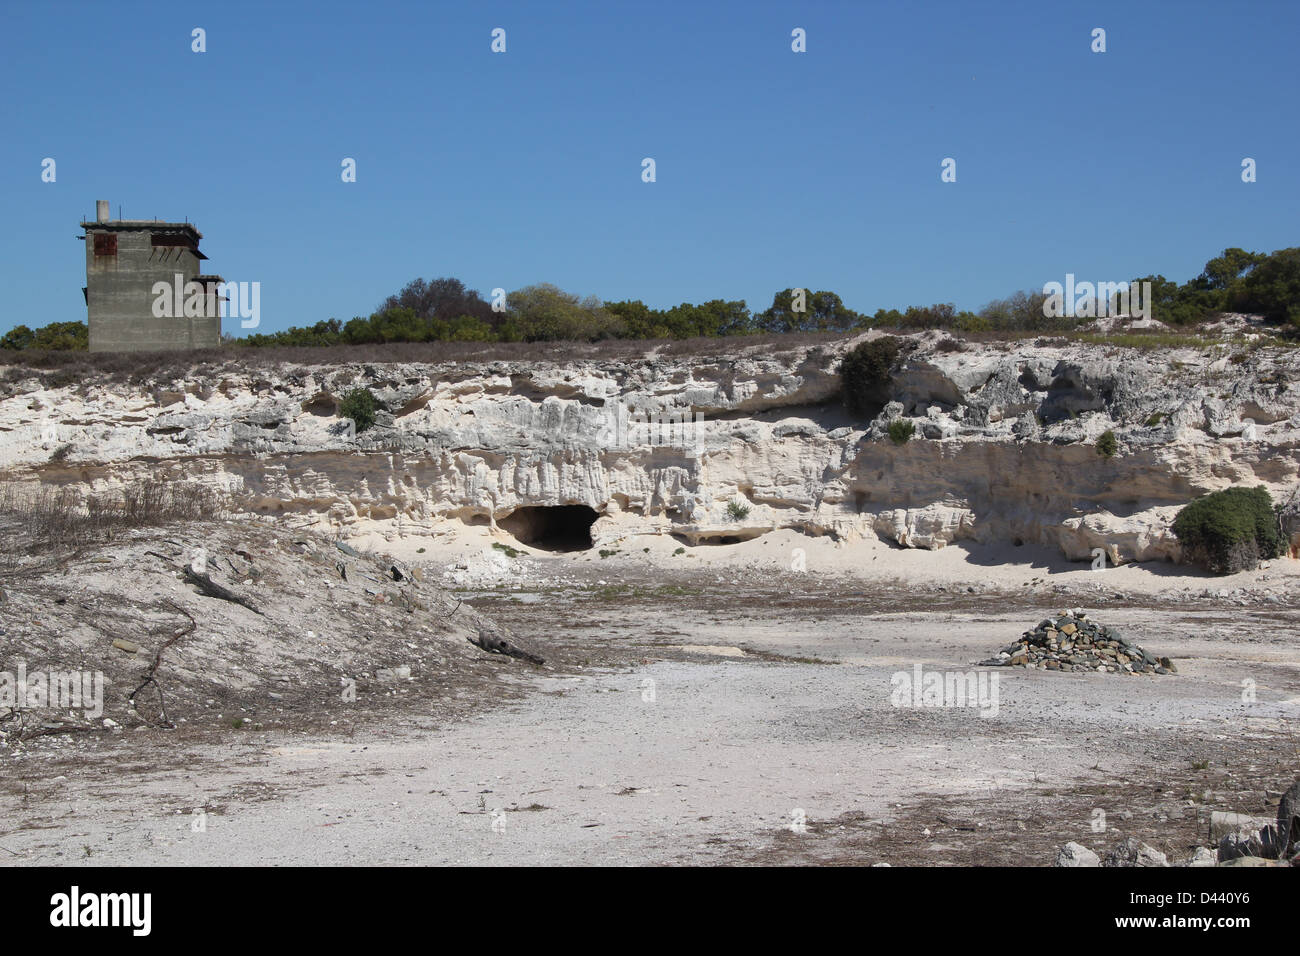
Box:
[2, 329, 1298, 566]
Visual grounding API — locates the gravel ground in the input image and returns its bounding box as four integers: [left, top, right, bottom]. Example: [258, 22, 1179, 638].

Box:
[2, 541, 1296, 866]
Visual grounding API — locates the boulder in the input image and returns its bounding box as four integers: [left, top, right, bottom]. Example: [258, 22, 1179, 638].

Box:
[1056, 842, 1101, 867]
[1105, 837, 1169, 867]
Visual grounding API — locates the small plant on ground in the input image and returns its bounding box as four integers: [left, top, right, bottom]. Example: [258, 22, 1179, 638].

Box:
[1145, 412, 1165, 427]
[339, 387, 378, 433]
[726, 499, 751, 520]
[492, 542, 522, 558]
[887, 419, 915, 445]
[1171, 486, 1283, 574]
[673, 546, 686, 555]
[1096, 429, 1118, 457]
[598, 548, 619, 559]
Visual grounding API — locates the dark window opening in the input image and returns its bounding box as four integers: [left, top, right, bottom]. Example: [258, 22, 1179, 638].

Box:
[93, 233, 117, 257]
[151, 234, 201, 254]
[500, 505, 598, 552]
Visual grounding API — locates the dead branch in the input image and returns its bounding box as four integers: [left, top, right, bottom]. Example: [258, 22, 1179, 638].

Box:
[183, 566, 264, 615]
[469, 625, 545, 666]
[127, 602, 197, 728]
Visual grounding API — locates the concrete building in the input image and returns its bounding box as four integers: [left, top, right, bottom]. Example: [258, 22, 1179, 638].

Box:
[81, 200, 223, 353]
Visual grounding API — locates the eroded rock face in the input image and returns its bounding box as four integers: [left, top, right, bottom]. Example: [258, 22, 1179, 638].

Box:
[2, 331, 1298, 564]
[1279, 486, 1300, 558]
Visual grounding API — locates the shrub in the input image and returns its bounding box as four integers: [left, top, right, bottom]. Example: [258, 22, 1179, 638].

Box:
[506, 284, 627, 342]
[0, 321, 88, 351]
[1145, 412, 1165, 427]
[0, 479, 226, 554]
[1228, 247, 1300, 326]
[339, 387, 378, 432]
[1171, 486, 1283, 574]
[887, 419, 915, 445]
[726, 499, 751, 520]
[839, 336, 904, 417]
[1096, 429, 1118, 457]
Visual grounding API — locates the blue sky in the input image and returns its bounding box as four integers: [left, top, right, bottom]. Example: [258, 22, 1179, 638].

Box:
[2, 0, 1297, 337]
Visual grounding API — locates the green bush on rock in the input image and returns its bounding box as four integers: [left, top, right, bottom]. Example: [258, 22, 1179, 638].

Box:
[887, 419, 915, 445]
[339, 387, 378, 433]
[1171, 486, 1283, 574]
[839, 337, 904, 417]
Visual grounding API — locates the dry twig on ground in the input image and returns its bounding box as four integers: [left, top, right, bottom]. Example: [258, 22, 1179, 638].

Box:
[183, 566, 264, 615]
[127, 602, 197, 728]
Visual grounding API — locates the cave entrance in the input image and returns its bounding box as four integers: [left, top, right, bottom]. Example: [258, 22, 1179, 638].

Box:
[500, 505, 598, 552]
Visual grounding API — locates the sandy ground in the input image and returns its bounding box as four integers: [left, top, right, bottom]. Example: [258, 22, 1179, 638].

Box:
[351, 519, 1300, 599]
[2, 523, 1297, 866]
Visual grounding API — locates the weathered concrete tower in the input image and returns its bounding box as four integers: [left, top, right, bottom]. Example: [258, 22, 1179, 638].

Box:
[81, 201, 224, 353]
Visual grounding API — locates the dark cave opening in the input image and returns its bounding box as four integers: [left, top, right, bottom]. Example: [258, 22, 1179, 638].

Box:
[499, 505, 599, 552]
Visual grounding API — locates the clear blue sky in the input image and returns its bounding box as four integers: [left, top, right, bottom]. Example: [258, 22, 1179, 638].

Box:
[2, 0, 1297, 337]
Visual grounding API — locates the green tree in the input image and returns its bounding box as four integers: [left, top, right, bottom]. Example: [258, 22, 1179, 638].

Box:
[757, 289, 861, 333]
[978, 290, 1053, 330]
[343, 316, 379, 344]
[1230, 247, 1300, 326]
[31, 322, 89, 350]
[603, 300, 662, 338]
[0, 325, 35, 350]
[1198, 247, 1263, 291]
[445, 315, 495, 341]
[0, 322, 87, 351]
[377, 277, 495, 327]
[506, 284, 626, 341]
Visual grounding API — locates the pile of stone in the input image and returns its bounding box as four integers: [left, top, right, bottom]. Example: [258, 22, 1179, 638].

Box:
[978, 609, 1176, 675]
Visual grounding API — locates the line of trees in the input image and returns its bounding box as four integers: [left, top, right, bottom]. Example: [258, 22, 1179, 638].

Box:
[230, 245, 1300, 346]
[0, 321, 87, 351]
[1139, 247, 1300, 327]
[5, 246, 1299, 351]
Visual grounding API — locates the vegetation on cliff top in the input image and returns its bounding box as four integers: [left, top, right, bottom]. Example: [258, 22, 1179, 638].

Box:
[6, 246, 1300, 353]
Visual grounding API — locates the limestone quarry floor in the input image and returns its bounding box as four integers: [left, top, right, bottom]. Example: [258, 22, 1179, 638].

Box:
[2, 541, 1297, 866]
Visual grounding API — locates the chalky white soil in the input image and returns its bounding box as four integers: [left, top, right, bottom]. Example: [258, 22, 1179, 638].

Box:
[2, 527, 1297, 866]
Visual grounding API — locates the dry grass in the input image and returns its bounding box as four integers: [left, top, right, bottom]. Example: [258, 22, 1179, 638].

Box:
[0, 326, 1292, 393]
[0, 479, 227, 564]
[0, 332, 860, 384]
